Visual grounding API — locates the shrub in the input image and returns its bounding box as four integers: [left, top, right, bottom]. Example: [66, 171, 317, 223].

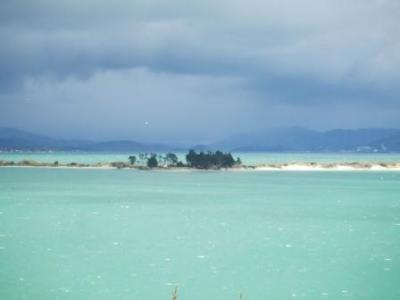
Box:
[111, 162, 129, 169]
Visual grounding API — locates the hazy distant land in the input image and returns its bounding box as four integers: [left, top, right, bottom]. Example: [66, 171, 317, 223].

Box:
[2, 128, 400, 170]
[1, 127, 400, 153]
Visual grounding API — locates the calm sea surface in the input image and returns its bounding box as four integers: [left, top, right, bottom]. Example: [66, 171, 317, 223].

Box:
[1, 154, 400, 299]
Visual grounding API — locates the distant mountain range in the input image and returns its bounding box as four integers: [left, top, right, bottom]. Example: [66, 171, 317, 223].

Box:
[210, 127, 400, 152]
[1, 127, 400, 152]
[0, 128, 174, 152]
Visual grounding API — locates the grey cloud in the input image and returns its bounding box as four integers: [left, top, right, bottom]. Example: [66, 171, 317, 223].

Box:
[2, 0, 399, 84]
[0, 0, 399, 140]
[0, 68, 255, 143]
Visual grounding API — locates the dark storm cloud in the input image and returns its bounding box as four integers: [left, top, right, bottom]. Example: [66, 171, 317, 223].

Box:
[0, 0, 399, 141]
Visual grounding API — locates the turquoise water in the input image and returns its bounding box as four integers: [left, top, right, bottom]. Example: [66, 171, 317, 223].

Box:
[1, 168, 400, 299]
[1, 151, 400, 165]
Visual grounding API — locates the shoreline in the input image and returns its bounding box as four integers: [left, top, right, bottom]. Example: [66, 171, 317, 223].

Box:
[1, 160, 400, 171]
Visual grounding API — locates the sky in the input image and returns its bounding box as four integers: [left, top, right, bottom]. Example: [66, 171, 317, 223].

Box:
[0, 0, 399, 143]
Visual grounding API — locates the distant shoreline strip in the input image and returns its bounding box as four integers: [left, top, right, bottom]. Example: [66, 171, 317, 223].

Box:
[1, 160, 400, 171]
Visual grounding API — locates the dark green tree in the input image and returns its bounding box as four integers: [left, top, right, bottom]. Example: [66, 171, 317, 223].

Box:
[185, 150, 239, 169]
[166, 153, 178, 166]
[221, 152, 235, 167]
[128, 155, 137, 165]
[186, 150, 197, 167]
[138, 153, 147, 164]
[147, 154, 158, 168]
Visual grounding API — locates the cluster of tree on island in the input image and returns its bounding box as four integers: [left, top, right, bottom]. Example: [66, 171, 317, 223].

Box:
[128, 150, 241, 169]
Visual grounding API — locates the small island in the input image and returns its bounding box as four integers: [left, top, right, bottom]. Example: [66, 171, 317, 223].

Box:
[0, 150, 243, 170]
[1, 150, 400, 171]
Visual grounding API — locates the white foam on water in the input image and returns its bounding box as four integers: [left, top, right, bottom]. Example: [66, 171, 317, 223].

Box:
[165, 282, 181, 286]
[341, 290, 349, 293]
[210, 266, 218, 274]
[197, 255, 206, 259]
